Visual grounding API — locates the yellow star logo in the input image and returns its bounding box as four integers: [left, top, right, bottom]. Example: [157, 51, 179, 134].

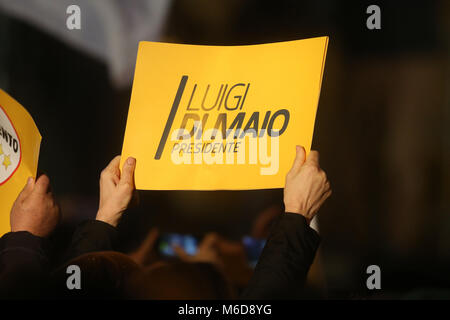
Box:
[2, 154, 11, 170]
[0, 143, 3, 156]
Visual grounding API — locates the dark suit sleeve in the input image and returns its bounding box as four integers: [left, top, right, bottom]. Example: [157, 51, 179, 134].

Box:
[64, 220, 118, 262]
[241, 212, 321, 299]
[0, 231, 50, 298]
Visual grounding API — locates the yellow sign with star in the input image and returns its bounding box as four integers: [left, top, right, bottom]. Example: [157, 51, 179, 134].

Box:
[0, 89, 41, 236]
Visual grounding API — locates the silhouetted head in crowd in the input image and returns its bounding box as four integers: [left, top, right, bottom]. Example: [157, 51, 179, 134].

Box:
[126, 261, 234, 299]
[52, 251, 140, 299]
[52, 252, 233, 299]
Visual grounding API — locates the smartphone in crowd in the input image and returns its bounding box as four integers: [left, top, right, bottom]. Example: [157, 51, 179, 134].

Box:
[157, 233, 199, 257]
[157, 233, 266, 268]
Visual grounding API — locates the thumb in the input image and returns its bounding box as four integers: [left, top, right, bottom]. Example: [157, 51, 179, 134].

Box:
[33, 174, 51, 195]
[305, 150, 320, 167]
[17, 177, 35, 199]
[290, 145, 306, 172]
[119, 157, 136, 189]
[173, 245, 191, 262]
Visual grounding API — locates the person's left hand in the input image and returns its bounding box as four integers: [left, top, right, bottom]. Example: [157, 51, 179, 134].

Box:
[96, 156, 136, 227]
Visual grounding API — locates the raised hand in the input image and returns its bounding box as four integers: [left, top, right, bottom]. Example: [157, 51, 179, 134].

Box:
[284, 146, 331, 223]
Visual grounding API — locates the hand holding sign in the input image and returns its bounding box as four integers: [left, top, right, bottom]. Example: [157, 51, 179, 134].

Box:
[10, 175, 60, 237]
[284, 146, 331, 224]
[0, 89, 41, 236]
[96, 156, 137, 227]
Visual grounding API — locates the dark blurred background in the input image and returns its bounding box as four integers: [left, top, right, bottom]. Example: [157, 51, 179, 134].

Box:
[0, 0, 449, 298]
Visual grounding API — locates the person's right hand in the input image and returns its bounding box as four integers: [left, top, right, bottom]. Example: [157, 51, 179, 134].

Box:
[283, 146, 331, 224]
[96, 156, 136, 227]
[10, 175, 60, 238]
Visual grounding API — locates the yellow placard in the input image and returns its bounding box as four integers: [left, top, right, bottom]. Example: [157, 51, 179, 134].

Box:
[121, 37, 328, 190]
[0, 89, 41, 236]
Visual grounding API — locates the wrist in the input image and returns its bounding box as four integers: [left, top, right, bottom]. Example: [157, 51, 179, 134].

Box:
[95, 210, 118, 227]
[284, 204, 312, 224]
[11, 225, 48, 238]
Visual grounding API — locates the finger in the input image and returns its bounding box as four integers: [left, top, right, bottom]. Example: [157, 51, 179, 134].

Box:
[290, 145, 306, 172]
[323, 189, 332, 199]
[33, 174, 51, 195]
[119, 157, 136, 188]
[103, 156, 121, 177]
[18, 177, 35, 199]
[138, 228, 160, 255]
[173, 244, 191, 261]
[305, 150, 319, 167]
[199, 232, 218, 250]
[100, 156, 121, 189]
[318, 189, 332, 204]
[310, 190, 332, 215]
[129, 228, 159, 265]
